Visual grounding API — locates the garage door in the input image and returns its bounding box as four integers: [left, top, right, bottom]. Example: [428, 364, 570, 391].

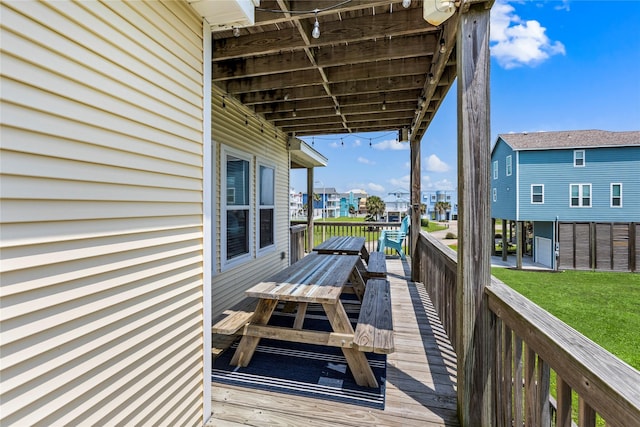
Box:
[535, 236, 553, 268]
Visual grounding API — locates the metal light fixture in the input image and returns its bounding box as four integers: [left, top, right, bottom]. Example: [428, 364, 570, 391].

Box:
[312, 12, 320, 39]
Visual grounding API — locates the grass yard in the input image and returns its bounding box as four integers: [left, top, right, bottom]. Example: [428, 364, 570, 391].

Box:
[491, 269, 640, 425]
[491, 268, 640, 369]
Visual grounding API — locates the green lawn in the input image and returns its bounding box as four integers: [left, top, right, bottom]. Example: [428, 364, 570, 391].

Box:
[491, 268, 640, 369]
[491, 269, 639, 425]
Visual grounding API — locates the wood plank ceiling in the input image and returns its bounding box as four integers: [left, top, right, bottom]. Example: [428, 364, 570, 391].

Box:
[211, 0, 459, 141]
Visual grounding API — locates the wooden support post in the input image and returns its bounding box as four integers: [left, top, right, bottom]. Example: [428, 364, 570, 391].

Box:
[456, 4, 495, 425]
[491, 218, 496, 256]
[516, 221, 523, 269]
[410, 135, 421, 281]
[307, 167, 314, 252]
[502, 219, 508, 262]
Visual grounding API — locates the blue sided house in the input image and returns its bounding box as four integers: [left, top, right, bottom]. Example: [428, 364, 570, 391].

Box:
[491, 130, 640, 271]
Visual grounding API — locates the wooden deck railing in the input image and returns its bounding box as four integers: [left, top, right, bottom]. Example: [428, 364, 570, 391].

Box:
[289, 224, 306, 264]
[290, 220, 407, 256]
[413, 230, 640, 426]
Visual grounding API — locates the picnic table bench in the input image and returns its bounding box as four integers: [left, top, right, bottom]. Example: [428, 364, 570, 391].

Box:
[220, 252, 393, 388]
[354, 278, 394, 354]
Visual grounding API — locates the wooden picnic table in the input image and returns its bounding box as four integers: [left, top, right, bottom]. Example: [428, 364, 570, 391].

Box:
[229, 252, 379, 388]
[312, 236, 370, 263]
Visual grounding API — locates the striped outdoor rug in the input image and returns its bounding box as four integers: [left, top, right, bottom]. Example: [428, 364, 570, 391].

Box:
[212, 308, 387, 409]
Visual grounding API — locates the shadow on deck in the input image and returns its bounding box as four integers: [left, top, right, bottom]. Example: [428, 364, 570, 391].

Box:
[208, 256, 459, 426]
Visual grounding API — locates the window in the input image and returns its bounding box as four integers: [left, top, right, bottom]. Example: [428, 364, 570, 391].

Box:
[506, 155, 512, 176]
[223, 148, 252, 265]
[574, 150, 585, 167]
[258, 163, 275, 250]
[493, 161, 498, 179]
[531, 184, 544, 204]
[611, 183, 622, 207]
[492, 188, 497, 202]
[570, 184, 591, 207]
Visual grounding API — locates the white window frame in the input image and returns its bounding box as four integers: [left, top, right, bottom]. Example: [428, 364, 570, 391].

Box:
[569, 183, 591, 208]
[531, 184, 544, 204]
[257, 160, 276, 254]
[574, 150, 585, 167]
[492, 188, 497, 202]
[610, 183, 623, 208]
[506, 155, 512, 176]
[221, 145, 254, 270]
[493, 160, 498, 179]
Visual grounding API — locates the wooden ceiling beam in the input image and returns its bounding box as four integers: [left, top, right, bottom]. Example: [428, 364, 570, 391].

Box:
[237, 84, 328, 104]
[330, 75, 425, 96]
[253, 0, 398, 26]
[225, 69, 323, 94]
[212, 34, 437, 81]
[325, 57, 431, 83]
[213, 9, 436, 61]
[225, 57, 430, 93]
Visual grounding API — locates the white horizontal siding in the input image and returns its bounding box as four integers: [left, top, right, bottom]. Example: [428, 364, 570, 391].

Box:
[0, 1, 205, 425]
[210, 85, 291, 317]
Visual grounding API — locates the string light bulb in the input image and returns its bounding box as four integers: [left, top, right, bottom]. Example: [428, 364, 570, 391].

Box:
[233, 27, 240, 37]
[439, 38, 446, 53]
[402, 0, 411, 8]
[312, 12, 320, 39]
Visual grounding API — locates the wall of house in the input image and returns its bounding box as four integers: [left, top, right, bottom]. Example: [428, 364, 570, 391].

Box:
[0, 1, 207, 425]
[518, 146, 640, 222]
[490, 138, 517, 220]
[210, 85, 290, 317]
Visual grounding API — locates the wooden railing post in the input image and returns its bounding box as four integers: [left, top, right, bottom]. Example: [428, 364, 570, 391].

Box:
[456, 2, 494, 425]
[306, 167, 314, 251]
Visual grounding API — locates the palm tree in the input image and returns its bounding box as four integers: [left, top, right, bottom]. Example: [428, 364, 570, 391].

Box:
[348, 204, 356, 217]
[434, 201, 451, 221]
[366, 196, 386, 220]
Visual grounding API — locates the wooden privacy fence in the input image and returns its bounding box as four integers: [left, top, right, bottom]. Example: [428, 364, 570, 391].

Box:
[558, 222, 638, 272]
[413, 230, 640, 426]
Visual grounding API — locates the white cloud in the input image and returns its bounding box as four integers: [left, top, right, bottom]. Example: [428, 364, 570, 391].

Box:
[329, 141, 340, 148]
[367, 183, 385, 193]
[389, 175, 410, 188]
[373, 139, 409, 151]
[434, 178, 456, 191]
[490, 1, 566, 69]
[425, 154, 450, 172]
[357, 156, 375, 165]
[352, 139, 362, 147]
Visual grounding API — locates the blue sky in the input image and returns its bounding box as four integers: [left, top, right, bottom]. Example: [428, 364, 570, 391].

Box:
[291, 0, 640, 198]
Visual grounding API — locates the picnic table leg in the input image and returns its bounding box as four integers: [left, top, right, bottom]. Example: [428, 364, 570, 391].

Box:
[360, 244, 370, 263]
[322, 302, 378, 388]
[293, 302, 308, 329]
[349, 267, 366, 301]
[230, 298, 278, 367]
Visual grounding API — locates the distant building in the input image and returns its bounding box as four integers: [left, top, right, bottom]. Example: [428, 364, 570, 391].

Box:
[384, 190, 410, 221]
[423, 190, 458, 220]
[302, 187, 340, 219]
[289, 188, 304, 219]
[491, 129, 640, 271]
[339, 189, 367, 217]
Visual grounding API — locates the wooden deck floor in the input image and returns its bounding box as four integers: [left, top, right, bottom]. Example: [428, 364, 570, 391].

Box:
[208, 257, 459, 426]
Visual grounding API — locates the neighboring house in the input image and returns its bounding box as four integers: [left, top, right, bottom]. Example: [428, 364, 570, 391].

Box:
[383, 190, 410, 221]
[302, 187, 340, 219]
[0, 1, 326, 425]
[491, 130, 640, 271]
[289, 188, 304, 219]
[423, 190, 458, 220]
[339, 189, 367, 217]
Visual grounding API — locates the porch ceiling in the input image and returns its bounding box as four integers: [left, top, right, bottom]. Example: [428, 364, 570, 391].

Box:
[211, 0, 465, 141]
